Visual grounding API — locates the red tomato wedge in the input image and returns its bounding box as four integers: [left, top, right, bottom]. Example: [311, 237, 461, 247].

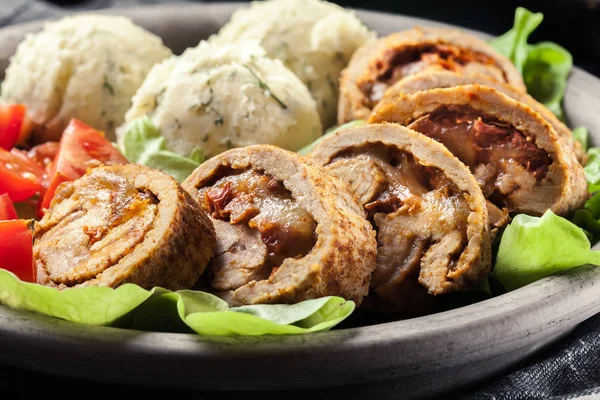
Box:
[0, 219, 35, 282]
[0, 104, 27, 150]
[0, 148, 45, 202]
[39, 119, 128, 213]
[27, 142, 60, 174]
[0, 193, 18, 220]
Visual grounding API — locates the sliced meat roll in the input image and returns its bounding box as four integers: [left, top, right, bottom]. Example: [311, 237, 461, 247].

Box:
[309, 123, 491, 310]
[382, 70, 586, 164]
[34, 164, 215, 290]
[338, 27, 524, 124]
[182, 145, 377, 306]
[369, 85, 588, 221]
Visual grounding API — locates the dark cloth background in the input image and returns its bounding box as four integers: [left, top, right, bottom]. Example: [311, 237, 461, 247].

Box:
[2, 1, 600, 399]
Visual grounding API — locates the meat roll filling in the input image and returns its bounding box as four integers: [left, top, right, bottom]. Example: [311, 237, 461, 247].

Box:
[361, 43, 505, 106]
[310, 124, 491, 312]
[35, 172, 159, 286]
[183, 145, 377, 306]
[327, 143, 472, 295]
[35, 164, 216, 290]
[407, 105, 552, 212]
[198, 168, 317, 290]
[379, 70, 587, 165]
[339, 28, 524, 124]
[369, 85, 588, 219]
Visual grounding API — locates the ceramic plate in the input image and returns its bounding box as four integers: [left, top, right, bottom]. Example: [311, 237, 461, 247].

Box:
[1, 3, 600, 399]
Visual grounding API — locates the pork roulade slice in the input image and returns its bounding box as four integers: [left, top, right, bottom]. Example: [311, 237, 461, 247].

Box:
[309, 123, 491, 310]
[182, 145, 377, 306]
[34, 164, 216, 290]
[338, 27, 525, 124]
[381, 70, 586, 164]
[369, 85, 588, 224]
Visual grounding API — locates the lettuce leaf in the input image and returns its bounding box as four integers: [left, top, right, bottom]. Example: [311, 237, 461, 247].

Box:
[573, 191, 600, 243]
[297, 120, 365, 156]
[489, 7, 543, 73]
[573, 126, 590, 150]
[0, 269, 153, 325]
[116, 289, 355, 335]
[493, 211, 600, 291]
[490, 7, 572, 120]
[120, 116, 201, 182]
[0, 269, 354, 335]
[183, 294, 354, 335]
[523, 42, 572, 120]
[584, 147, 600, 193]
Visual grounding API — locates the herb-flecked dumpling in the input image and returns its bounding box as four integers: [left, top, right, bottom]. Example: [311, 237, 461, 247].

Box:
[118, 41, 322, 159]
[213, 0, 375, 129]
[1, 14, 172, 144]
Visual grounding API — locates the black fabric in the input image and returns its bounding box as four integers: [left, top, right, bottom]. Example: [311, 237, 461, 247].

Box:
[457, 312, 600, 399]
[2, 1, 600, 399]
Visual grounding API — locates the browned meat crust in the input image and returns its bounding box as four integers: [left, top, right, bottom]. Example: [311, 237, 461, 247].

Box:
[183, 145, 377, 306]
[369, 85, 588, 218]
[382, 70, 586, 164]
[309, 123, 491, 311]
[34, 164, 215, 291]
[338, 27, 525, 124]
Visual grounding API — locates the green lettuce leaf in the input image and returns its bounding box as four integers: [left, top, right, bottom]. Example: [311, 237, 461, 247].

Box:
[493, 211, 600, 291]
[489, 7, 543, 73]
[120, 116, 201, 182]
[490, 7, 572, 120]
[523, 42, 572, 120]
[573, 126, 590, 150]
[572, 191, 600, 243]
[188, 147, 205, 164]
[184, 294, 354, 335]
[0, 269, 153, 325]
[584, 147, 600, 193]
[121, 290, 354, 335]
[297, 120, 365, 156]
[0, 269, 354, 335]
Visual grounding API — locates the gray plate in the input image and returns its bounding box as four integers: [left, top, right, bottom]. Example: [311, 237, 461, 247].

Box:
[1, 3, 600, 399]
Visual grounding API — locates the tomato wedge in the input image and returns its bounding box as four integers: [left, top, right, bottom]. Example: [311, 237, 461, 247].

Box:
[0, 219, 35, 282]
[40, 119, 128, 213]
[27, 142, 60, 174]
[0, 193, 18, 220]
[0, 104, 27, 150]
[0, 148, 45, 202]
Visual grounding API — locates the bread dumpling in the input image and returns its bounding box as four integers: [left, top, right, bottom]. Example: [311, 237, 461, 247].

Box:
[119, 41, 322, 159]
[213, 0, 376, 128]
[1, 14, 172, 144]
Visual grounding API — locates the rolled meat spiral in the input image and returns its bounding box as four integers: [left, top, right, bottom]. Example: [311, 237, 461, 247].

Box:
[381, 70, 586, 164]
[183, 144, 377, 306]
[309, 123, 491, 311]
[34, 164, 215, 290]
[369, 85, 588, 227]
[338, 27, 525, 124]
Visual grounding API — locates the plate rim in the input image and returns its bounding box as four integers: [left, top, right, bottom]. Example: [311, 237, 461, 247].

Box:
[0, 1, 599, 392]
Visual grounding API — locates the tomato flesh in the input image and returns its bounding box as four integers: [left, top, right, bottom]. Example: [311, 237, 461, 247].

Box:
[40, 173, 69, 213]
[39, 119, 128, 214]
[0, 219, 35, 282]
[27, 142, 60, 176]
[0, 104, 26, 150]
[0, 148, 45, 202]
[0, 193, 18, 220]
